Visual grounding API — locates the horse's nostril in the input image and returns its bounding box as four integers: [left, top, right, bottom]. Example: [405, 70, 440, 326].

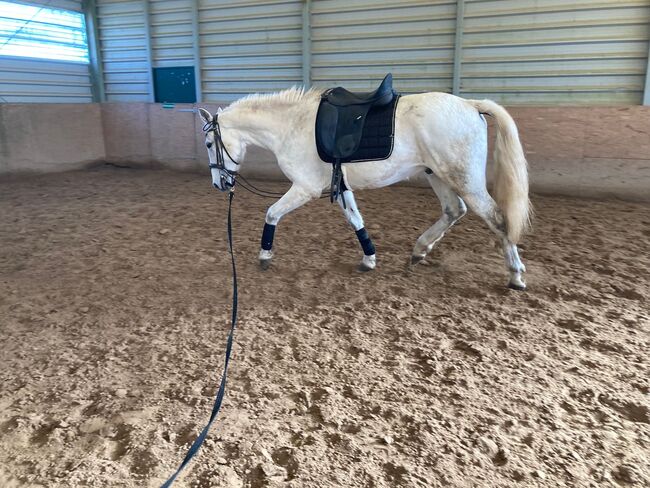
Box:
[206, 142, 213, 149]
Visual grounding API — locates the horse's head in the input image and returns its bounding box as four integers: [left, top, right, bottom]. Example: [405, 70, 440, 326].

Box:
[198, 107, 242, 191]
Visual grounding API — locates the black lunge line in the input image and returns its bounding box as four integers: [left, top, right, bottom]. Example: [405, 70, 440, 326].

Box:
[162, 190, 238, 487]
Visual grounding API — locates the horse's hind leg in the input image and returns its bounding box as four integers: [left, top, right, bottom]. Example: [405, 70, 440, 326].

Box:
[460, 189, 526, 289]
[259, 184, 314, 269]
[411, 170, 467, 265]
[337, 189, 376, 272]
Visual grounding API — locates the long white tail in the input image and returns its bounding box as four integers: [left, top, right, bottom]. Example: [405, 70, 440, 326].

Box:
[468, 99, 530, 243]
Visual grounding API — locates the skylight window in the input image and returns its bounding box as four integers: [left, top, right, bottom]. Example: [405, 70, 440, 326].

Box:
[0, 1, 89, 63]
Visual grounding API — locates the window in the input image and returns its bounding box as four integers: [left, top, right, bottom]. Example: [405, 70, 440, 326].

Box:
[0, 1, 89, 63]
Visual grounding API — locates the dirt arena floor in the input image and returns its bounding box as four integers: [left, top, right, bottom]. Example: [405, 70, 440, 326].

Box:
[0, 167, 648, 488]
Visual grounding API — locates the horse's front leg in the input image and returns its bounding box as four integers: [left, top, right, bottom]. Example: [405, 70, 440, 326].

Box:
[259, 184, 314, 269]
[337, 189, 376, 272]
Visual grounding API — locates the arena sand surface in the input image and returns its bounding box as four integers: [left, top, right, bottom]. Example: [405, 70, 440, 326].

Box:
[0, 167, 648, 488]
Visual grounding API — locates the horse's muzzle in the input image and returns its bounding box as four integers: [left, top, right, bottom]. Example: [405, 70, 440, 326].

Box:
[214, 175, 235, 191]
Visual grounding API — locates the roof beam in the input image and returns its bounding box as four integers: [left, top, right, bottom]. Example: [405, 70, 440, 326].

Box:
[142, 0, 155, 102]
[643, 36, 650, 105]
[191, 0, 202, 103]
[302, 0, 311, 88]
[83, 0, 105, 102]
[452, 0, 465, 96]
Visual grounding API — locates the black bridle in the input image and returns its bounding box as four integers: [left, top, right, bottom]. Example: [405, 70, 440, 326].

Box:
[202, 114, 330, 200]
[203, 115, 240, 190]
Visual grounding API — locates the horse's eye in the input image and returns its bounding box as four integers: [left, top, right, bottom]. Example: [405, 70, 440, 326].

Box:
[206, 142, 213, 149]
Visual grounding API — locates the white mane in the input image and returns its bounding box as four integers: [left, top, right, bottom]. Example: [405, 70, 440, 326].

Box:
[227, 86, 322, 111]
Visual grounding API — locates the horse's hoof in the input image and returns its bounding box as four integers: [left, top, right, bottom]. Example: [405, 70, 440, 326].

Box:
[507, 281, 526, 291]
[358, 254, 376, 272]
[410, 254, 425, 266]
[357, 263, 374, 272]
[260, 259, 272, 270]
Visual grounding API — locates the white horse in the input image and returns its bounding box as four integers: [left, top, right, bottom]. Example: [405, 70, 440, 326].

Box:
[198, 88, 530, 289]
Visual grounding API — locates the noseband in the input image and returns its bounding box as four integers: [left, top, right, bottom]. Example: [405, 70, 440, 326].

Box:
[203, 115, 240, 188]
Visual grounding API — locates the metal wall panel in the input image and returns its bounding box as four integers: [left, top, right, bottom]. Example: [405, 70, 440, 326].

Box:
[198, 0, 303, 102]
[88, 0, 650, 105]
[311, 0, 457, 94]
[96, 0, 151, 101]
[150, 0, 193, 67]
[0, 56, 92, 102]
[461, 0, 650, 104]
[0, 0, 92, 103]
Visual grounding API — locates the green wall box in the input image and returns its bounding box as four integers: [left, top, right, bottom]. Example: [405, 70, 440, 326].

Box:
[153, 66, 196, 103]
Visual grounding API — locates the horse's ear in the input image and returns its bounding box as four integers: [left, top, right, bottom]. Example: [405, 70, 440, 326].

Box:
[217, 107, 223, 114]
[198, 108, 212, 125]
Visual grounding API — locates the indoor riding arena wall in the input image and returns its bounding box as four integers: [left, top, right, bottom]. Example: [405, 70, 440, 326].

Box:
[0, 104, 105, 173]
[1, 103, 648, 202]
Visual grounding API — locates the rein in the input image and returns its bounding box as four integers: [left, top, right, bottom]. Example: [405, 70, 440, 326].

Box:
[162, 190, 238, 487]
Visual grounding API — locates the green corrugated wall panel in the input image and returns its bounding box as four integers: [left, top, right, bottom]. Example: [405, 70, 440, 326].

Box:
[199, 0, 303, 102]
[96, 0, 150, 101]
[311, 0, 457, 94]
[150, 0, 194, 67]
[461, 0, 650, 104]
[0, 57, 93, 102]
[88, 0, 650, 105]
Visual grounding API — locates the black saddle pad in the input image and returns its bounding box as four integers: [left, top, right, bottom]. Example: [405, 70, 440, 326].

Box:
[316, 95, 400, 164]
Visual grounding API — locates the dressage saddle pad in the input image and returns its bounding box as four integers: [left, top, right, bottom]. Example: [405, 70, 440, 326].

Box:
[315, 74, 400, 164]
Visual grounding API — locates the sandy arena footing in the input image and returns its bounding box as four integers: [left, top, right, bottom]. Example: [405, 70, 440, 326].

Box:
[0, 167, 648, 487]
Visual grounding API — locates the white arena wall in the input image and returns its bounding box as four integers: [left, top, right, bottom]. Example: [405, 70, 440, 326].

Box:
[0, 103, 648, 202]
